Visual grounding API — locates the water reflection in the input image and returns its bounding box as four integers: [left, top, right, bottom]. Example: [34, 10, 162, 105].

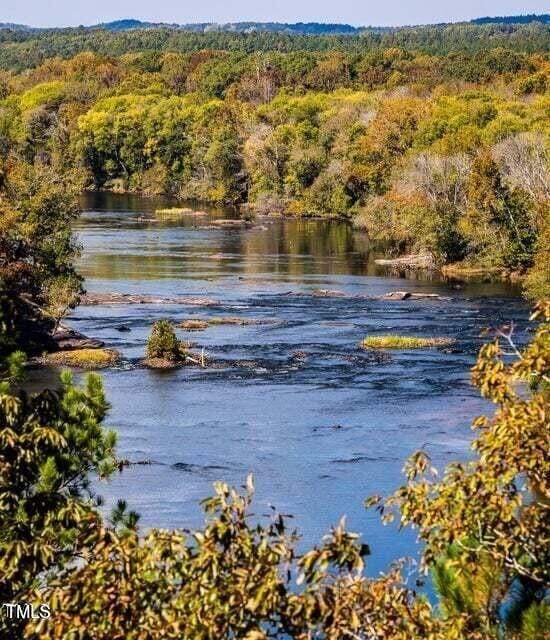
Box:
[79, 192, 522, 295]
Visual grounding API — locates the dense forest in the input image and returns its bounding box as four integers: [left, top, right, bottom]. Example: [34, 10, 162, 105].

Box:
[0, 17, 549, 640]
[0, 21, 549, 71]
[0, 34, 548, 295]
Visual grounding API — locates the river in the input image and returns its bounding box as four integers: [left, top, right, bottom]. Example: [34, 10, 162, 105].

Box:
[31, 192, 530, 577]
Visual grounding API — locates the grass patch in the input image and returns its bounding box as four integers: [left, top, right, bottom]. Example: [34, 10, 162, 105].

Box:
[155, 207, 193, 215]
[179, 316, 273, 329]
[179, 319, 210, 331]
[41, 348, 120, 369]
[360, 335, 455, 350]
[208, 317, 267, 326]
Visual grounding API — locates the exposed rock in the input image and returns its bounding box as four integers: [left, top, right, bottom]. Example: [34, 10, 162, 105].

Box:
[375, 253, 437, 270]
[142, 357, 183, 370]
[208, 316, 276, 326]
[379, 291, 450, 301]
[179, 319, 210, 331]
[81, 293, 219, 306]
[53, 325, 105, 351]
[179, 316, 277, 330]
[209, 219, 250, 227]
[142, 349, 208, 369]
[311, 289, 347, 297]
[117, 459, 154, 471]
[278, 289, 449, 302]
[379, 291, 411, 300]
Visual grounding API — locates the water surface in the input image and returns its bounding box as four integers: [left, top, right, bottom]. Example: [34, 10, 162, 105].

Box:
[40, 192, 530, 575]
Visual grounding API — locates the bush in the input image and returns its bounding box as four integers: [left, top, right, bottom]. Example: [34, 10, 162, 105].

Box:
[524, 222, 550, 301]
[146, 319, 183, 361]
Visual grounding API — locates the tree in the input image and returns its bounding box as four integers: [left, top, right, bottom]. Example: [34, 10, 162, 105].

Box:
[0, 160, 83, 353]
[146, 319, 184, 362]
[462, 151, 537, 270]
[524, 221, 550, 301]
[29, 477, 453, 640]
[0, 357, 117, 638]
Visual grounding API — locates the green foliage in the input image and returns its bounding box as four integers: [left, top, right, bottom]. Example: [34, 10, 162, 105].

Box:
[462, 151, 538, 270]
[0, 37, 546, 284]
[0, 161, 83, 353]
[40, 348, 120, 369]
[28, 478, 452, 640]
[519, 601, 550, 639]
[0, 366, 117, 638]
[433, 547, 503, 636]
[0, 23, 548, 74]
[146, 319, 184, 361]
[360, 335, 455, 349]
[524, 219, 550, 301]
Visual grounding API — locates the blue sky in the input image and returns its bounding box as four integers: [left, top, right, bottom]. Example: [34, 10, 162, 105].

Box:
[3, 0, 549, 28]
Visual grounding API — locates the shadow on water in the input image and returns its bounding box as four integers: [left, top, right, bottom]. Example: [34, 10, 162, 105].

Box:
[29, 192, 530, 578]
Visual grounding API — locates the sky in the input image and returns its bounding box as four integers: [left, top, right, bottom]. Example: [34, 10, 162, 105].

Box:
[2, 0, 549, 28]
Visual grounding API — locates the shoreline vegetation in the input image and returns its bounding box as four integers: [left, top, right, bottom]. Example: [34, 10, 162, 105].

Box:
[103, 191, 546, 283]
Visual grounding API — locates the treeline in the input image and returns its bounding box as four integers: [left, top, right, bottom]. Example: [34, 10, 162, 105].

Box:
[0, 22, 549, 72]
[97, 20, 368, 34]
[1, 44, 547, 292]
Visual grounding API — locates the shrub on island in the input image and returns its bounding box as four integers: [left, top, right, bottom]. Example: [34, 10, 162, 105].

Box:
[145, 319, 195, 368]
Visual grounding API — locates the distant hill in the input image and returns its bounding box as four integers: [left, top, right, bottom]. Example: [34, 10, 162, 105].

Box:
[94, 20, 367, 34]
[1, 16, 548, 34]
[94, 19, 178, 31]
[0, 22, 36, 31]
[471, 14, 549, 25]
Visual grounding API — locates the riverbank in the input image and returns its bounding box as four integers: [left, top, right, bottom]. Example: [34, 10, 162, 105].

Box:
[84, 190, 532, 288]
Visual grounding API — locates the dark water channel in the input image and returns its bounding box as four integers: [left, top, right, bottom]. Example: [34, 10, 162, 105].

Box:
[32, 192, 530, 578]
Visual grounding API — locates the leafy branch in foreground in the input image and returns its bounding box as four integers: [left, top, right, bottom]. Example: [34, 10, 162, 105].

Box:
[28, 478, 455, 640]
[0, 304, 118, 638]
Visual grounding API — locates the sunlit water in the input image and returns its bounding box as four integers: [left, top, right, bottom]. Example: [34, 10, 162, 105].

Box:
[30, 192, 530, 578]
